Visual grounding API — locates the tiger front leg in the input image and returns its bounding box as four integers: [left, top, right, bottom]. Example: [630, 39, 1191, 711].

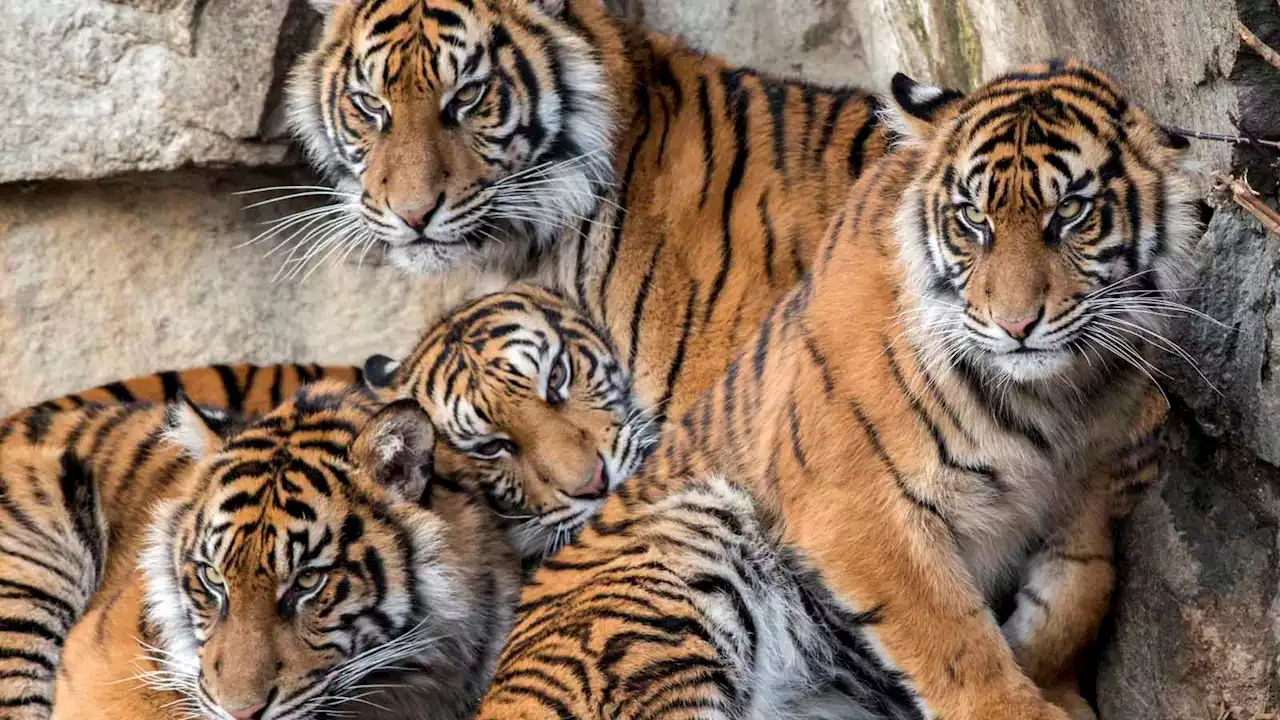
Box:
[784, 476, 1070, 720]
[1000, 478, 1114, 720]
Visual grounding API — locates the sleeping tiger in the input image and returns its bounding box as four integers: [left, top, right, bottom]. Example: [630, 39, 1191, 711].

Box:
[365, 284, 659, 559]
[288, 0, 891, 421]
[471, 60, 1198, 720]
[0, 384, 521, 720]
[6, 362, 360, 419]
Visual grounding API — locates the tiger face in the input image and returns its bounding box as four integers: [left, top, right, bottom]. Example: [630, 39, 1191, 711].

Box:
[376, 285, 657, 559]
[141, 384, 503, 720]
[891, 60, 1198, 383]
[288, 0, 615, 276]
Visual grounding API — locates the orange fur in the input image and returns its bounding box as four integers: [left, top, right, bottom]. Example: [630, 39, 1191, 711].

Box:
[475, 60, 1197, 719]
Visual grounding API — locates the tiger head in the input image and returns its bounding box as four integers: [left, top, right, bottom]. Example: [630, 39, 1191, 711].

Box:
[141, 383, 519, 720]
[368, 285, 657, 559]
[287, 0, 618, 276]
[888, 60, 1199, 384]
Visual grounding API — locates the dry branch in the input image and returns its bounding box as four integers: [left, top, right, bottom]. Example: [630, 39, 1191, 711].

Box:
[1238, 21, 1280, 71]
[1166, 126, 1280, 150]
[1213, 171, 1280, 236]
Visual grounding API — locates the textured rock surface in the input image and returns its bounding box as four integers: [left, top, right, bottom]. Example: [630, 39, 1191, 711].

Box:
[1, 0, 1279, 717]
[0, 0, 315, 182]
[0, 170, 433, 414]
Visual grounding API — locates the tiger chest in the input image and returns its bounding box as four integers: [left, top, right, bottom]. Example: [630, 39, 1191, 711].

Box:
[929, 441, 1091, 602]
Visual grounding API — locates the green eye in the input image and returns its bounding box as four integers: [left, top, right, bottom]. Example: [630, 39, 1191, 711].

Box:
[546, 354, 571, 405]
[960, 205, 988, 227]
[198, 563, 225, 589]
[1056, 197, 1087, 220]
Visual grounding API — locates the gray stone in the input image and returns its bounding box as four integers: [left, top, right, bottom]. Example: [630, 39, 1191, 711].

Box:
[0, 0, 316, 183]
[0, 169, 436, 415]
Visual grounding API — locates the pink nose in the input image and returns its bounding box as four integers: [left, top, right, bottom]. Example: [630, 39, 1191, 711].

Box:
[570, 458, 607, 499]
[394, 193, 444, 232]
[225, 701, 266, 720]
[994, 313, 1039, 340]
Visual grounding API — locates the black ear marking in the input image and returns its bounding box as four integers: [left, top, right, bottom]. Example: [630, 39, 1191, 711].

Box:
[891, 72, 965, 122]
[362, 354, 401, 390]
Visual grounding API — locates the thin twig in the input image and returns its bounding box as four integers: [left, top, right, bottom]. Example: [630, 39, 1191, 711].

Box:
[1212, 171, 1280, 236]
[1164, 126, 1280, 150]
[1239, 21, 1280, 71]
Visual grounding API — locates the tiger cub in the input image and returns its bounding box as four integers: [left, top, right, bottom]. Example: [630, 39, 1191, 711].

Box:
[0, 385, 520, 720]
[290, 0, 891, 421]
[472, 60, 1198, 720]
[366, 284, 659, 559]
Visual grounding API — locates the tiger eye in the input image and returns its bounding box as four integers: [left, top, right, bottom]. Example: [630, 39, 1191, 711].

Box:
[295, 570, 324, 590]
[452, 83, 484, 108]
[1056, 197, 1085, 220]
[961, 205, 987, 226]
[198, 564, 225, 588]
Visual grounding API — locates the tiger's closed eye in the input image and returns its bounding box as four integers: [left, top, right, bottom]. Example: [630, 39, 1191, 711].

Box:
[471, 438, 518, 460]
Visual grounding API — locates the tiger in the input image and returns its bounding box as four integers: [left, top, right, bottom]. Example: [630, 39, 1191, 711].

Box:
[288, 0, 891, 422]
[364, 284, 659, 560]
[470, 59, 1199, 720]
[6, 362, 361, 419]
[0, 383, 521, 720]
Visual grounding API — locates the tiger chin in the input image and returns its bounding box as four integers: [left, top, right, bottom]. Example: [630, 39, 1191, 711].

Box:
[363, 284, 659, 560]
[26, 386, 522, 720]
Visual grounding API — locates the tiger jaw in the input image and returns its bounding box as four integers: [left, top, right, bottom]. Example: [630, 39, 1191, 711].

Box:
[987, 348, 1075, 382]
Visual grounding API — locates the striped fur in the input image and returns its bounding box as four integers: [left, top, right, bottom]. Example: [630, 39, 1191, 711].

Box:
[376, 285, 659, 559]
[8, 363, 361, 420]
[477, 475, 923, 720]
[0, 385, 520, 720]
[475, 60, 1198, 720]
[287, 0, 889, 422]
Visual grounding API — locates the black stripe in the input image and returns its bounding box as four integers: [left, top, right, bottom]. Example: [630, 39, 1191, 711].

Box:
[703, 70, 750, 326]
[214, 365, 245, 411]
[159, 371, 183, 402]
[814, 91, 849, 163]
[697, 77, 716, 209]
[758, 191, 777, 286]
[627, 236, 665, 377]
[101, 382, 135, 403]
[850, 402, 952, 527]
[658, 283, 699, 418]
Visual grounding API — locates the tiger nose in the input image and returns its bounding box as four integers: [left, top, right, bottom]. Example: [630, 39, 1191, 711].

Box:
[225, 701, 266, 720]
[994, 312, 1040, 340]
[569, 457, 607, 499]
[394, 193, 445, 232]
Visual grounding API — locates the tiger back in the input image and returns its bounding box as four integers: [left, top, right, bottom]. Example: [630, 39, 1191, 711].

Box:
[0, 385, 521, 720]
[9, 363, 361, 420]
[290, 0, 892, 422]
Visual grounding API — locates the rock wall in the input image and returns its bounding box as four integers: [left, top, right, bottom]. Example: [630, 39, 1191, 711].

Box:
[1, 0, 1278, 717]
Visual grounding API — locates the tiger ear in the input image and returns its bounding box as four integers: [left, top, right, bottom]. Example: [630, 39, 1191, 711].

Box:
[352, 400, 437, 504]
[888, 72, 965, 141]
[162, 393, 230, 461]
[362, 354, 401, 391]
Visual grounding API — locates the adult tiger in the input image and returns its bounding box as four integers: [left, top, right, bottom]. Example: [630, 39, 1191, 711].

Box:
[0, 384, 521, 720]
[473, 60, 1197, 720]
[288, 0, 890, 420]
[7, 362, 361, 419]
[366, 284, 659, 560]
